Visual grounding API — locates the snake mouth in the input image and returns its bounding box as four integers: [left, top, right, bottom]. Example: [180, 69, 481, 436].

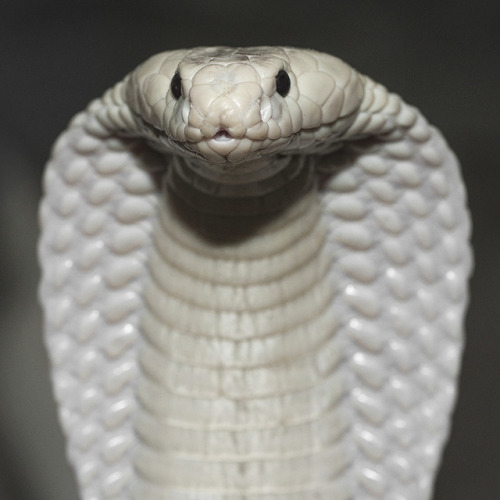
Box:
[212, 128, 234, 142]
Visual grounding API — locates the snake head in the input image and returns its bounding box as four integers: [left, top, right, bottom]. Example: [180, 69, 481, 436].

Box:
[126, 47, 364, 166]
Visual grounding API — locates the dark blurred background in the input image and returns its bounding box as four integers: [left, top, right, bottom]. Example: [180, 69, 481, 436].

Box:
[0, 1, 498, 499]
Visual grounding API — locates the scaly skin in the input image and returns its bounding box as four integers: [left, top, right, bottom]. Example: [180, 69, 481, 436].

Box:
[39, 47, 472, 500]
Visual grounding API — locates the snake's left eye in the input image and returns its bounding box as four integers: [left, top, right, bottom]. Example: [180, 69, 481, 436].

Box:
[275, 70, 291, 97]
[171, 71, 182, 99]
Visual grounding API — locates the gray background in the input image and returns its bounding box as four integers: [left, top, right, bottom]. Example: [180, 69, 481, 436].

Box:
[0, 1, 498, 499]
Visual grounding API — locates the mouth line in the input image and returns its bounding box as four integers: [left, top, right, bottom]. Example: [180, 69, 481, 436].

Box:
[212, 128, 234, 142]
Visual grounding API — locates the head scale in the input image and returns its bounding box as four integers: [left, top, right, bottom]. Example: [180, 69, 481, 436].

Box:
[126, 47, 364, 165]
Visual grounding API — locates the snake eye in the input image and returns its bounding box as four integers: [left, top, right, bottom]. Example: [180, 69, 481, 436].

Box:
[275, 69, 291, 97]
[171, 71, 182, 99]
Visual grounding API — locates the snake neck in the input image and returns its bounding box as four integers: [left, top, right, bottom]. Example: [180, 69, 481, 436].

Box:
[132, 155, 347, 498]
[163, 154, 316, 242]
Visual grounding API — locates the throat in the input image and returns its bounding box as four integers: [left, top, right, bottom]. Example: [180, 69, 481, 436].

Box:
[165, 155, 315, 241]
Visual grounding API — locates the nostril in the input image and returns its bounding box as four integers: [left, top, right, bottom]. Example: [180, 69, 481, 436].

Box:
[213, 128, 233, 141]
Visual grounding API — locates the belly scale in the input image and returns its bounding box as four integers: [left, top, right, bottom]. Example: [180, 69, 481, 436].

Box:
[132, 184, 351, 499]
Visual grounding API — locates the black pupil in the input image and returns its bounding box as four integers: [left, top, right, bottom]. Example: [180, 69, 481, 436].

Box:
[171, 71, 182, 99]
[275, 70, 290, 97]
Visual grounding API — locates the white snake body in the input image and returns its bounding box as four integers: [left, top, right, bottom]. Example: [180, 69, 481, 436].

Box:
[39, 47, 472, 499]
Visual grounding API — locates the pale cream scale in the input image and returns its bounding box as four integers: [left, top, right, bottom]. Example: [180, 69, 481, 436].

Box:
[39, 47, 472, 500]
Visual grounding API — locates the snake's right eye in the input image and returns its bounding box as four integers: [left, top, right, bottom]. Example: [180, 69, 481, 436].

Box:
[171, 71, 182, 99]
[275, 70, 291, 97]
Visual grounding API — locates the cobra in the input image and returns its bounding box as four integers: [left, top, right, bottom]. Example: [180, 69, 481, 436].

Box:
[39, 47, 472, 500]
